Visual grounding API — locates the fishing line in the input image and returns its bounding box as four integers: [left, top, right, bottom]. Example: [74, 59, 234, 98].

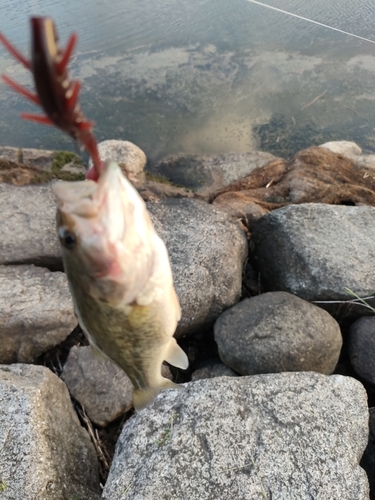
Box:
[246, 0, 375, 45]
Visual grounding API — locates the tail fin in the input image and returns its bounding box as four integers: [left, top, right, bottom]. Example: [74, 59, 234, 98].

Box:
[133, 379, 182, 411]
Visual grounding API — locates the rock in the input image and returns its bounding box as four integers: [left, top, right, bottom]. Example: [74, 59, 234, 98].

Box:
[214, 291, 342, 376]
[212, 193, 269, 229]
[250, 204, 375, 304]
[0, 265, 76, 363]
[191, 359, 237, 381]
[88, 139, 147, 175]
[21, 147, 56, 170]
[361, 407, 375, 500]
[0, 364, 100, 500]
[349, 316, 375, 385]
[62, 346, 133, 427]
[0, 146, 23, 163]
[319, 140, 363, 157]
[0, 159, 54, 185]
[103, 372, 369, 500]
[353, 154, 375, 170]
[148, 198, 248, 335]
[211, 147, 375, 210]
[0, 182, 61, 268]
[137, 178, 195, 201]
[320, 140, 375, 170]
[162, 364, 173, 381]
[149, 151, 276, 197]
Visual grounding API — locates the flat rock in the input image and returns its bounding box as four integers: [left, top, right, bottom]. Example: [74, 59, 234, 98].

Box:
[103, 372, 369, 500]
[149, 151, 276, 196]
[62, 346, 134, 427]
[0, 182, 61, 268]
[0, 364, 100, 500]
[148, 198, 248, 335]
[0, 265, 76, 363]
[214, 291, 342, 375]
[349, 316, 375, 385]
[250, 203, 375, 303]
[361, 407, 375, 500]
[88, 139, 147, 175]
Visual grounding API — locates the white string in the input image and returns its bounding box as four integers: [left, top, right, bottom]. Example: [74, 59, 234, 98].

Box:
[246, 0, 375, 45]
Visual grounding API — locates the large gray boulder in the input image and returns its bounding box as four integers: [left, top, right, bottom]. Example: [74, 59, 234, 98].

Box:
[149, 151, 276, 196]
[0, 182, 61, 268]
[148, 198, 248, 335]
[214, 291, 342, 375]
[62, 346, 134, 427]
[103, 372, 369, 500]
[251, 203, 375, 302]
[0, 265, 76, 363]
[0, 364, 100, 500]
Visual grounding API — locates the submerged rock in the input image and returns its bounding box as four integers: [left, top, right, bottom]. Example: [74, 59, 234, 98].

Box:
[0, 265, 76, 363]
[0, 364, 101, 500]
[214, 291, 342, 375]
[103, 373, 369, 500]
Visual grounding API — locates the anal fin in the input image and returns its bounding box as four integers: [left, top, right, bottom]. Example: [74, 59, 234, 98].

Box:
[164, 337, 189, 370]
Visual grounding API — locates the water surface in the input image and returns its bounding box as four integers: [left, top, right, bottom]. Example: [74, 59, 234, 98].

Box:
[0, 0, 375, 160]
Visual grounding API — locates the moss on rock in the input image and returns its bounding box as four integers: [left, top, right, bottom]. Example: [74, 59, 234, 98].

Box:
[51, 151, 85, 181]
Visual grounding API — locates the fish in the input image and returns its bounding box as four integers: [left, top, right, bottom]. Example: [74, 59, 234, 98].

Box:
[53, 160, 189, 410]
[0, 18, 189, 409]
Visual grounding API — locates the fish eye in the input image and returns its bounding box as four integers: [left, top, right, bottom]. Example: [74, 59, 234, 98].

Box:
[58, 227, 77, 249]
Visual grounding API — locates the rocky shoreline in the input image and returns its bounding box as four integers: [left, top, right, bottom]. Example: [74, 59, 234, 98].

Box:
[0, 139, 375, 499]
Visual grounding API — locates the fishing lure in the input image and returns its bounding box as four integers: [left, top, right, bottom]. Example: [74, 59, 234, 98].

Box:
[0, 17, 101, 177]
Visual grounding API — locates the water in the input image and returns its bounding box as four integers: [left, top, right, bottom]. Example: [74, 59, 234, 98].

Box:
[0, 0, 375, 161]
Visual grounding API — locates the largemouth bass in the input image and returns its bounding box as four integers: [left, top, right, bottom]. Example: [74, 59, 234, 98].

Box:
[53, 160, 188, 410]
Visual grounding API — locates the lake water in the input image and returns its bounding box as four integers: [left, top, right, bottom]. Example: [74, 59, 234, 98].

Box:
[0, 0, 375, 161]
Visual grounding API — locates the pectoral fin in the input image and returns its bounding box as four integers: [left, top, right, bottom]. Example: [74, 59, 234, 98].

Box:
[133, 379, 182, 411]
[164, 338, 189, 370]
